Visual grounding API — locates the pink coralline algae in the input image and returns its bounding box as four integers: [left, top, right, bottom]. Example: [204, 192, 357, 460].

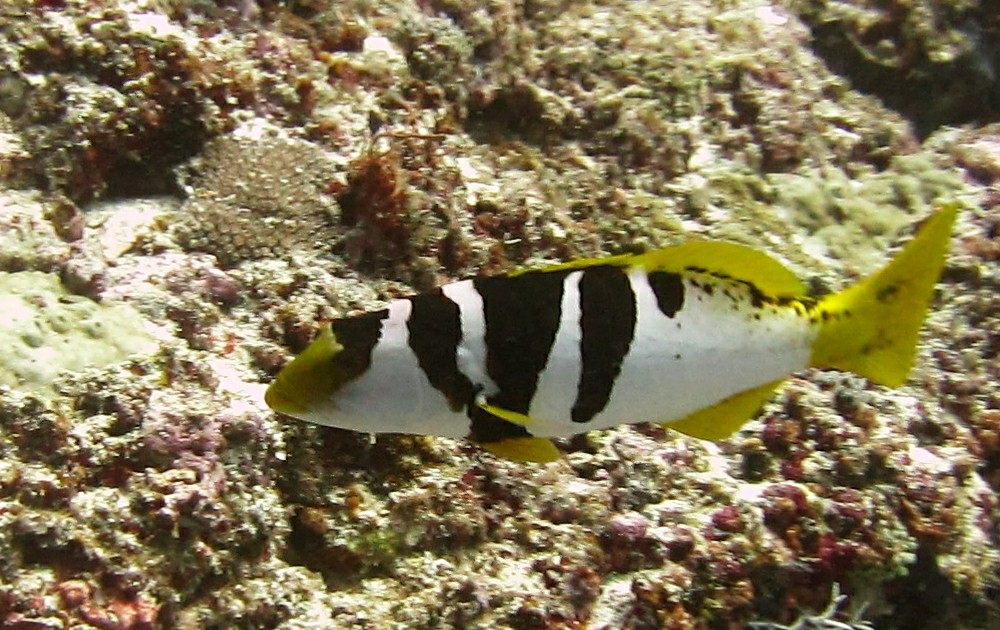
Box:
[54, 579, 159, 630]
[142, 391, 226, 476]
[709, 505, 746, 537]
[600, 512, 664, 573]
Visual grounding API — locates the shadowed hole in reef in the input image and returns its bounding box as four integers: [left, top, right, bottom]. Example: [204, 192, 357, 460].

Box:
[284, 506, 374, 587]
[883, 547, 998, 630]
[102, 155, 187, 199]
[101, 108, 205, 200]
[799, 13, 1000, 138]
[464, 83, 556, 146]
[15, 534, 99, 575]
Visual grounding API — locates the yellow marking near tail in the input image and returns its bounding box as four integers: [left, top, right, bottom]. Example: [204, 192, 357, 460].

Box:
[635, 241, 806, 297]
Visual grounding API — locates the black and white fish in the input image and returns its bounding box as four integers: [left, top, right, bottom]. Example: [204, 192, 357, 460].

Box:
[265, 206, 957, 462]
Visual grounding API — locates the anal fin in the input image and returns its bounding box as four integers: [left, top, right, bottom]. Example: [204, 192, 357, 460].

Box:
[665, 380, 782, 441]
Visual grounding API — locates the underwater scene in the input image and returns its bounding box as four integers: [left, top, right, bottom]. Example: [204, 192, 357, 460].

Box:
[0, 0, 998, 628]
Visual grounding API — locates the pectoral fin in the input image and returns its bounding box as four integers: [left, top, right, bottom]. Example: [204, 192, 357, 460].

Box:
[478, 402, 536, 426]
[666, 380, 782, 441]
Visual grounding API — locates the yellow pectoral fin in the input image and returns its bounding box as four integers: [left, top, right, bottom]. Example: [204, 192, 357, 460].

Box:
[477, 402, 537, 426]
[478, 437, 562, 463]
[665, 380, 783, 441]
[265, 323, 344, 415]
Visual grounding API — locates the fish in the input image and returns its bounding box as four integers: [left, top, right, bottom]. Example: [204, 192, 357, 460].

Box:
[265, 205, 958, 463]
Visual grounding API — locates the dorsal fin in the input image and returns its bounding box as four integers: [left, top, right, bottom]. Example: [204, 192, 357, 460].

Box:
[634, 241, 806, 297]
[509, 252, 635, 276]
[517, 241, 805, 298]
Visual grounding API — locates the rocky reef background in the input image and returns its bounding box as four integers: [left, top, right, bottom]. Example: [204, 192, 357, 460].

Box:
[0, 0, 998, 628]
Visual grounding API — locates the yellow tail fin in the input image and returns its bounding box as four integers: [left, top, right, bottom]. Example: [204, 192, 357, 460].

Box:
[810, 204, 958, 387]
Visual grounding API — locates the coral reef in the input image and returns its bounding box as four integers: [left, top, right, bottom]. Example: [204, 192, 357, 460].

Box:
[173, 121, 342, 267]
[0, 0, 997, 628]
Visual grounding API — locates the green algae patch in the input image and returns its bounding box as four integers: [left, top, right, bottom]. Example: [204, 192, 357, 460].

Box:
[0, 271, 158, 396]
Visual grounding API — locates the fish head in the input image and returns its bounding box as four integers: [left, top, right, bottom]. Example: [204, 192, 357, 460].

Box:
[266, 305, 445, 433]
[264, 323, 359, 420]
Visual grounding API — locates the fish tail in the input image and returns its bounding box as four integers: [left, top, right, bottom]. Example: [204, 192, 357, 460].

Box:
[809, 204, 958, 387]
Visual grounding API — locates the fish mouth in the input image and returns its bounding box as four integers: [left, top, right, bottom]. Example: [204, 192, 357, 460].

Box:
[264, 323, 346, 417]
[264, 380, 308, 416]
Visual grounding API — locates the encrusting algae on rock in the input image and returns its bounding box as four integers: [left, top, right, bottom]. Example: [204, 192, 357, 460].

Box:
[0, 270, 157, 397]
[267, 205, 958, 462]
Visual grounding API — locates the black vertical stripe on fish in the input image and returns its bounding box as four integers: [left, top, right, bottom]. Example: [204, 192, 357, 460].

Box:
[329, 308, 389, 382]
[571, 266, 637, 423]
[407, 290, 477, 411]
[474, 270, 569, 415]
[648, 271, 685, 318]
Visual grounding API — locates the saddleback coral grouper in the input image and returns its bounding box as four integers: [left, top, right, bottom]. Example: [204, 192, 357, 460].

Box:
[266, 206, 958, 462]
